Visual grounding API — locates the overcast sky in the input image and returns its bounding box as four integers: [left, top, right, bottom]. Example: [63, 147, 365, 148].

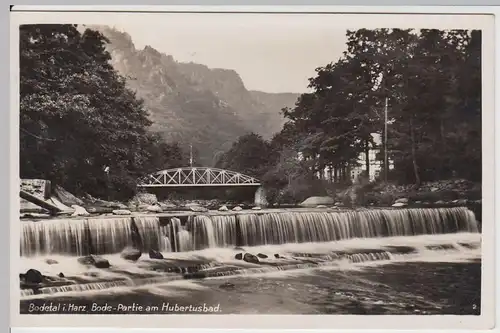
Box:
[108, 14, 348, 93]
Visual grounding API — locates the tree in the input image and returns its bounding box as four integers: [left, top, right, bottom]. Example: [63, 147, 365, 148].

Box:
[20, 24, 182, 199]
[215, 133, 276, 178]
[277, 28, 482, 187]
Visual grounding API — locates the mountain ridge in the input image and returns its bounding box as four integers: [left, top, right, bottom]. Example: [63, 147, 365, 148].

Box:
[92, 25, 299, 165]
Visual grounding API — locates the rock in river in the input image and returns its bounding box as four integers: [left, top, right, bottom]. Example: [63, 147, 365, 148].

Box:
[121, 248, 142, 261]
[146, 205, 162, 213]
[189, 205, 209, 212]
[78, 255, 111, 268]
[45, 258, 59, 265]
[71, 205, 90, 217]
[300, 196, 335, 207]
[235, 253, 243, 260]
[22, 269, 44, 284]
[243, 253, 260, 264]
[113, 209, 132, 215]
[257, 253, 268, 259]
[149, 249, 164, 259]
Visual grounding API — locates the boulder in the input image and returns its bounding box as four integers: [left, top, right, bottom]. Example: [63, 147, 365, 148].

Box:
[23, 269, 44, 284]
[257, 253, 268, 259]
[392, 202, 407, 207]
[300, 196, 335, 207]
[274, 254, 283, 259]
[395, 198, 409, 204]
[112, 209, 132, 216]
[234, 253, 243, 260]
[218, 205, 229, 211]
[45, 259, 58, 265]
[431, 187, 439, 192]
[435, 200, 446, 204]
[92, 256, 111, 268]
[243, 253, 260, 264]
[58, 272, 65, 278]
[146, 205, 163, 213]
[252, 206, 262, 210]
[77, 255, 110, 269]
[95, 199, 127, 209]
[71, 205, 90, 217]
[148, 249, 164, 259]
[121, 248, 142, 261]
[232, 206, 243, 211]
[86, 206, 114, 214]
[316, 205, 328, 208]
[189, 205, 209, 212]
[134, 193, 158, 205]
[159, 202, 177, 210]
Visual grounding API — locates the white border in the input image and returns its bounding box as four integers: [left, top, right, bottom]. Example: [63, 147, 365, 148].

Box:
[9, 6, 497, 330]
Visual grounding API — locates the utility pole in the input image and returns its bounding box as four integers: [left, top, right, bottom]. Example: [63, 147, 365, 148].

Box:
[384, 97, 389, 183]
[189, 143, 193, 167]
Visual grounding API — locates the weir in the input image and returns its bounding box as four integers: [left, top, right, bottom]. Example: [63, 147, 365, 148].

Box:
[20, 207, 479, 257]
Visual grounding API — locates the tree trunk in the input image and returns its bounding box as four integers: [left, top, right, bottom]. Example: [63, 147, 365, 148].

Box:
[334, 167, 338, 183]
[409, 117, 421, 187]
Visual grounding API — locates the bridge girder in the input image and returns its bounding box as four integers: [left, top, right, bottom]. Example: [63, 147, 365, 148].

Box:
[137, 167, 261, 188]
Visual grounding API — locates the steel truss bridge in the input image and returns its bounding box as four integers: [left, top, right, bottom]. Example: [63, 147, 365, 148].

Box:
[137, 167, 261, 188]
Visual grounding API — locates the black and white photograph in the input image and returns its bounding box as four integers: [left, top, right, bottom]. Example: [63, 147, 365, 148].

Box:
[10, 7, 495, 329]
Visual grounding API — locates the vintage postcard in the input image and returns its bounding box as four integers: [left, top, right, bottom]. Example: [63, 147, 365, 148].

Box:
[10, 6, 495, 330]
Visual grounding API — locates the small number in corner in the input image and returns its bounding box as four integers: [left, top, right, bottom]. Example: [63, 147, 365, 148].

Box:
[472, 304, 477, 310]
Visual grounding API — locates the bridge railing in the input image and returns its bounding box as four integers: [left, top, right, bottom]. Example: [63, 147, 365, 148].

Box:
[137, 167, 261, 187]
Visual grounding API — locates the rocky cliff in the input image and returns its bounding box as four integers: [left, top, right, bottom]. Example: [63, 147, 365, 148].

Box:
[93, 26, 299, 165]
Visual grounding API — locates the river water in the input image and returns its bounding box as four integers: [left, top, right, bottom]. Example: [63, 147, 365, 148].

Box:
[19, 207, 481, 315]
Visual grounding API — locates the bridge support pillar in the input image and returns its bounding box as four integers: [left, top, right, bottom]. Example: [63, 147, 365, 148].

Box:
[254, 186, 268, 207]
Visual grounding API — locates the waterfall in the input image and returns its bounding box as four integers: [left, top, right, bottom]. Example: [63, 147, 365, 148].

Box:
[20, 219, 88, 256]
[87, 217, 134, 254]
[20, 216, 165, 256]
[187, 216, 217, 249]
[186, 215, 238, 248]
[19, 207, 479, 256]
[187, 207, 478, 250]
[133, 216, 162, 251]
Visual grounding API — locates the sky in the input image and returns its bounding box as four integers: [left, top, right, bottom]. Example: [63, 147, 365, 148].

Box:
[108, 14, 349, 93]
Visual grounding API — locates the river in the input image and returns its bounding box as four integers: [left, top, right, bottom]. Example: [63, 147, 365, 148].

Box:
[18, 207, 481, 315]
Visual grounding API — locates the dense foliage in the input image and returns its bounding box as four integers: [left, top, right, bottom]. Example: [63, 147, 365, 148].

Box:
[219, 29, 482, 203]
[20, 24, 186, 200]
[282, 28, 481, 185]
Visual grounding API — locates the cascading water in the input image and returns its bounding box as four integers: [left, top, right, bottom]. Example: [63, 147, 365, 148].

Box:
[133, 216, 162, 251]
[20, 218, 88, 256]
[19, 207, 479, 256]
[87, 217, 134, 254]
[186, 207, 478, 250]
